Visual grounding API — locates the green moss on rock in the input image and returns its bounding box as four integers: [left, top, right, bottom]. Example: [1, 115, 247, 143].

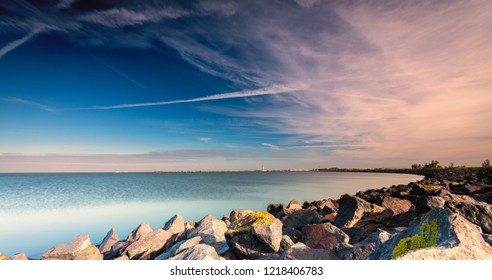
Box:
[392, 218, 438, 259]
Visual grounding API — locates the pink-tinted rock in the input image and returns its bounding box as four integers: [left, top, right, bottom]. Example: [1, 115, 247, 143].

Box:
[280, 243, 337, 260]
[302, 223, 349, 251]
[42, 235, 102, 260]
[381, 197, 413, 215]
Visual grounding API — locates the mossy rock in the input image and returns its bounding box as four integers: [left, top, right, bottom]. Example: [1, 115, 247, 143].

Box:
[367, 207, 492, 260]
[391, 218, 438, 258]
[225, 211, 283, 258]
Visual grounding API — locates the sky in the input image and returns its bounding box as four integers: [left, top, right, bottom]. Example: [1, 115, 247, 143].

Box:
[0, 0, 491, 172]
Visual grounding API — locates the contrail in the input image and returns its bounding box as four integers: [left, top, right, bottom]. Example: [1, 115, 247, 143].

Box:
[0, 97, 56, 112]
[0, 27, 46, 60]
[88, 53, 149, 90]
[77, 85, 300, 110]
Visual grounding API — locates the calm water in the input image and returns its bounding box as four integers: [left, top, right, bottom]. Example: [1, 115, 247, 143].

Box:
[0, 172, 422, 258]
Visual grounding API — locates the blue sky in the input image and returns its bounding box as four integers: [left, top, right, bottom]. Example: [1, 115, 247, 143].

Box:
[1, 0, 491, 172]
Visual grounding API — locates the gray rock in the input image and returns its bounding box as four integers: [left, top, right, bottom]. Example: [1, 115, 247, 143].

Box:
[367, 207, 492, 260]
[280, 235, 295, 252]
[267, 203, 286, 219]
[282, 228, 302, 243]
[42, 235, 102, 260]
[414, 196, 445, 212]
[302, 222, 350, 251]
[335, 195, 386, 228]
[98, 227, 119, 255]
[126, 224, 153, 243]
[168, 244, 222, 260]
[341, 209, 393, 244]
[225, 211, 283, 258]
[255, 253, 281, 260]
[334, 229, 391, 260]
[482, 234, 492, 246]
[229, 209, 253, 224]
[107, 240, 130, 260]
[155, 236, 203, 260]
[281, 209, 321, 229]
[163, 214, 185, 236]
[280, 243, 337, 260]
[8, 253, 29, 260]
[122, 229, 173, 260]
[188, 215, 227, 245]
[445, 195, 492, 234]
[198, 214, 218, 225]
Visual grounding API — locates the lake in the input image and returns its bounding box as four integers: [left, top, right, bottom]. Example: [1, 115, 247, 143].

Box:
[0, 172, 423, 258]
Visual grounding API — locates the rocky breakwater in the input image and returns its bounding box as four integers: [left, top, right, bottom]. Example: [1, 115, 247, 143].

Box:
[2, 168, 492, 260]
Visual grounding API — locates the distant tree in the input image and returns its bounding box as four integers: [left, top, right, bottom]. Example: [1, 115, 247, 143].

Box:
[483, 159, 491, 167]
[411, 163, 422, 169]
[424, 160, 441, 169]
[449, 162, 454, 168]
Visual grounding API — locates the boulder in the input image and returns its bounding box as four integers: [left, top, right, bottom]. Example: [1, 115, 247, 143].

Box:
[0, 253, 6, 260]
[122, 229, 173, 260]
[281, 209, 321, 229]
[7, 253, 29, 260]
[475, 191, 492, 204]
[320, 213, 337, 224]
[126, 224, 153, 243]
[410, 183, 447, 197]
[188, 215, 227, 245]
[155, 236, 203, 260]
[184, 221, 196, 230]
[98, 227, 119, 256]
[230, 209, 253, 223]
[451, 184, 492, 195]
[386, 208, 418, 228]
[341, 209, 393, 244]
[334, 195, 385, 228]
[334, 229, 391, 260]
[280, 243, 337, 260]
[114, 255, 129, 260]
[287, 199, 302, 210]
[255, 253, 281, 260]
[381, 197, 413, 215]
[445, 196, 492, 234]
[282, 228, 302, 243]
[163, 214, 185, 236]
[280, 235, 295, 252]
[482, 234, 492, 246]
[313, 199, 337, 211]
[267, 203, 285, 218]
[197, 214, 218, 225]
[413, 196, 445, 213]
[356, 189, 384, 204]
[42, 235, 102, 260]
[225, 211, 282, 257]
[302, 223, 349, 251]
[367, 207, 492, 260]
[319, 205, 336, 215]
[168, 244, 222, 260]
[107, 241, 130, 260]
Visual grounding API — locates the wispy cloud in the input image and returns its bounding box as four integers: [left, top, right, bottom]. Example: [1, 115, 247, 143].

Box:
[199, 137, 212, 142]
[262, 143, 281, 151]
[0, 97, 56, 112]
[76, 85, 301, 110]
[78, 7, 190, 28]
